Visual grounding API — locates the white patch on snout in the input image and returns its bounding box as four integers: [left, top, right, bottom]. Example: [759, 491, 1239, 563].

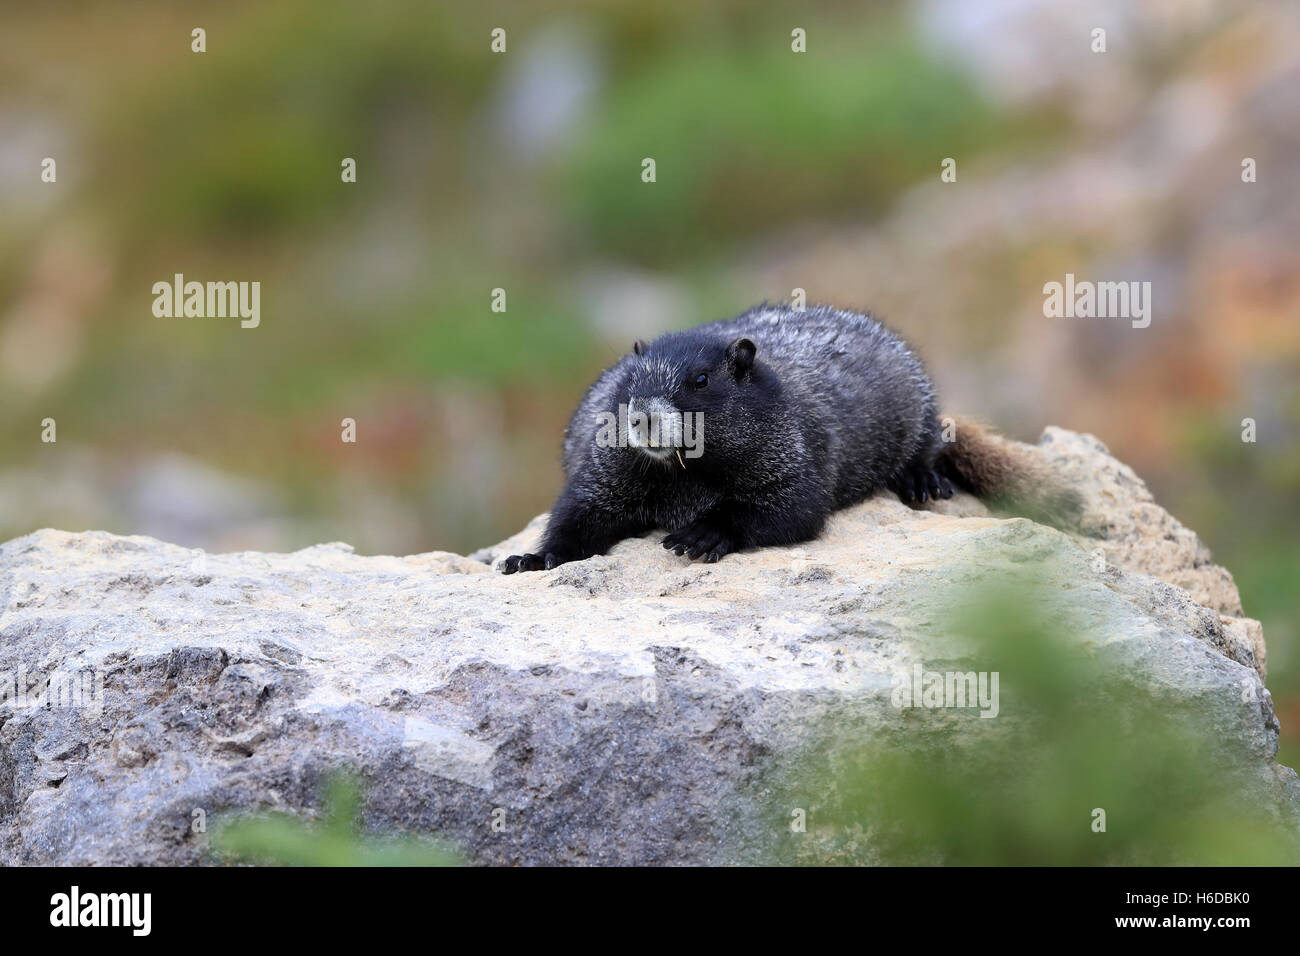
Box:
[627, 396, 682, 459]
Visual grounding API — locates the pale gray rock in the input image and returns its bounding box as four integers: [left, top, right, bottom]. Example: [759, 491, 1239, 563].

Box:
[0, 429, 1293, 865]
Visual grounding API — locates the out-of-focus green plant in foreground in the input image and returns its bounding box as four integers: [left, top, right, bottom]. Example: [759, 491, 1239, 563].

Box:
[214, 774, 459, 867]
[773, 568, 1300, 866]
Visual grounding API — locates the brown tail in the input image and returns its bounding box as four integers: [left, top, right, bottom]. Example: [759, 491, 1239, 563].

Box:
[937, 417, 1084, 531]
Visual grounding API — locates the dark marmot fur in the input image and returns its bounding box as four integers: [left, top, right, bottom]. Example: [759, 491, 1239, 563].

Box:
[500, 303, 1081, 573]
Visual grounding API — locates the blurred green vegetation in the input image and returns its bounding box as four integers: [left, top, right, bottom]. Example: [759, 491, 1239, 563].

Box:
[773, 571, 1300, 865]
[214, 773, 459, 867]
[1178, 412, 1300, 771]
[561, 31, 1031, 261]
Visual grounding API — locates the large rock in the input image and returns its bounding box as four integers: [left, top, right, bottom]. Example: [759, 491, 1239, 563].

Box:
[0, 428, 1292, 864]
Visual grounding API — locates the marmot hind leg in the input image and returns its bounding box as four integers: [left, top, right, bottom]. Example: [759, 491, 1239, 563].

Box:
[888, 458, 955, 505]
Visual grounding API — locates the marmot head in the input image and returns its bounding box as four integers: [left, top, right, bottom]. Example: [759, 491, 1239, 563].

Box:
[609, 332, 762, 464]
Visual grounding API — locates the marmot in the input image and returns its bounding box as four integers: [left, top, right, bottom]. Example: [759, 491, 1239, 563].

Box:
[500, 303, 1081, 573]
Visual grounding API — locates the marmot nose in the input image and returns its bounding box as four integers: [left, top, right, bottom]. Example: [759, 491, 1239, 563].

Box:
[626, 396, 680, 450]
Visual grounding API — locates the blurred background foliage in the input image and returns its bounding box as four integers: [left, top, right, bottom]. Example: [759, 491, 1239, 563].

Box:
[1, 1, 1297, 768]
[215, 773, 459, 866]
[773, 572, 1300, 865]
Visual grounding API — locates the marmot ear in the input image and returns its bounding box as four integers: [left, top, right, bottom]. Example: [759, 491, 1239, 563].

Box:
[726, 337, 756, 374]
[632, 339, 649, 356]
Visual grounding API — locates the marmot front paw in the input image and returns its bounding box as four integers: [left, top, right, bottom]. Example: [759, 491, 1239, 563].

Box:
[499, 552, 562, 573]
[662, 520, 734, 563]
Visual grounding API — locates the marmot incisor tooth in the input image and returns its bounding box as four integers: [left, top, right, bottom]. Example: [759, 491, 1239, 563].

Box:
[499, 303, 1081, 573]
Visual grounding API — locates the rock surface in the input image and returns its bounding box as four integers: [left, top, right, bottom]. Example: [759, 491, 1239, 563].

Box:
[0, 428, 1292, 864]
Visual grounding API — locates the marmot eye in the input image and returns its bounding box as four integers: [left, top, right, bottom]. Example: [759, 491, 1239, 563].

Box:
[693, 373, 709, 388]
